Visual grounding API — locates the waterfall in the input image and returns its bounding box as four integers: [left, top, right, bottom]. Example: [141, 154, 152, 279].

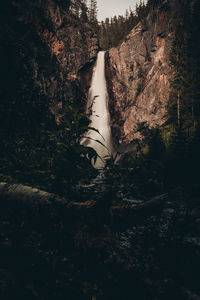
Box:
[82, 51, 113, 168]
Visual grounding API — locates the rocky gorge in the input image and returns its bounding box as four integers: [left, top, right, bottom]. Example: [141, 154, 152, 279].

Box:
[0, 0, 188, 146]
[0, 0, 200, 299]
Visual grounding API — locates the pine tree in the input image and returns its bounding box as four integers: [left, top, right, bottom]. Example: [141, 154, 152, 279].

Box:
[80, 0, 88, 22]
[168, 0, 200, 137]
[88, 0, 98, 24]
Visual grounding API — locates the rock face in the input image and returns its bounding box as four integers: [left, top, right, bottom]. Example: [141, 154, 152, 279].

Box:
[0, 0, 98, 134]
[106, 0, 177, 144]
[35, 0, 98, 103]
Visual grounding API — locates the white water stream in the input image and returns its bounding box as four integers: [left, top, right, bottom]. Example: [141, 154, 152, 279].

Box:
[82, 51, 113, 168]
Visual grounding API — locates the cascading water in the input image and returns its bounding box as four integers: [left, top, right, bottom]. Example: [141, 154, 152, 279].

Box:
[82, 51, 113, 168]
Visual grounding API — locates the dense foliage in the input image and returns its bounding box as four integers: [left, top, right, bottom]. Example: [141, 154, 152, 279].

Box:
[1, 182, 200, 300]
[161, 0, 200, 187]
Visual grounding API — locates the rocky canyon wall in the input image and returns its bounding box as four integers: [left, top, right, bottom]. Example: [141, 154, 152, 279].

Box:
[106, 0, 178, 144]
[0, 0, 98, 136]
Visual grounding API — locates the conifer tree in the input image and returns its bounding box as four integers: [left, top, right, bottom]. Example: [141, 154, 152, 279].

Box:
[169, 0, 200, 137]
[88, 0, 98, 24]
[80, 0, 88, 22]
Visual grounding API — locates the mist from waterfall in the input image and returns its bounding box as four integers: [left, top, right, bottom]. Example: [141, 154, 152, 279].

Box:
[82, 51, 113, 168]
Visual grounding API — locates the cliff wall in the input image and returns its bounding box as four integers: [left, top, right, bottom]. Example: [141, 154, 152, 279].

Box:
[0, 0, 98, 136]
[106, 0, 177, 144]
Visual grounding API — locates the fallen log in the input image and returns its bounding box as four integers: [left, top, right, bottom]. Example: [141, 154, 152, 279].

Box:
[0, 182, 68, 208]
[110, 193, 168, 224]
[0, 182, 168, 223]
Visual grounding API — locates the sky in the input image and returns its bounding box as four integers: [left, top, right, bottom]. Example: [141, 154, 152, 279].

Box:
[97, 0, 143, 21]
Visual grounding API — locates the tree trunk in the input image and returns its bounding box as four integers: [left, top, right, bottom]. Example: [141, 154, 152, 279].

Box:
[0, 182, 168, 223]
[0, 182, 68, 209]
[110, 193, 168, 224]
[177, 93, 181, 127]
